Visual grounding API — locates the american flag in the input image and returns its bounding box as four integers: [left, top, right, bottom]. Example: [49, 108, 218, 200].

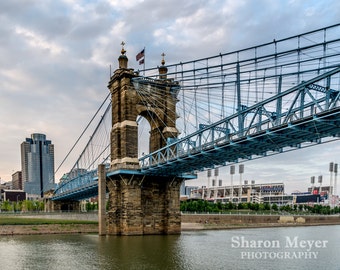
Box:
[136, 49, 145, 61]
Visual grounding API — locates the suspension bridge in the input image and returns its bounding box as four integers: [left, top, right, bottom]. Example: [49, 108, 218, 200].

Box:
[52, 24, 340, 211]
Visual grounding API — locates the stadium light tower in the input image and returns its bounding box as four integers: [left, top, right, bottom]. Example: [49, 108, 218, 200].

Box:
[239, 164, 244, 203]
[311, 176, 315, 192]
[329, 162, 334, 196]
[230, 165, 235, 202]
[318, 175, 323, 194]
[334, 163, 338, 196]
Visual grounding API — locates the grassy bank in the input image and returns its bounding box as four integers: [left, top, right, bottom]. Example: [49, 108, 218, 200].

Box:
[0, 216, 99, 235]
[0, 216, 98, 225]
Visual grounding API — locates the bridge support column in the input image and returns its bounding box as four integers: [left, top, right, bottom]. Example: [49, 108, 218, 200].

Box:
[98, 164, 107, 236]
[106, 173, 183, 235]
[44, 198, 54, 212]
[44, 200, 80, 212]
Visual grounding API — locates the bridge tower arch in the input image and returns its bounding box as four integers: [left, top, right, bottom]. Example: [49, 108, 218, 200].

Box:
[105, 44, 183, 235]
[109, 46, 179, 170]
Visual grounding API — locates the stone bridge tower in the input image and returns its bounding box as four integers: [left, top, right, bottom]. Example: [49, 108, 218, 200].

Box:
[103, 44, 183, 235]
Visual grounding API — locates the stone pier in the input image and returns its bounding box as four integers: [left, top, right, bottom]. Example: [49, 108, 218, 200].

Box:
[102, 44, 183, 235]
[105, 173, 183, 235]
[45, 199, 80, 212]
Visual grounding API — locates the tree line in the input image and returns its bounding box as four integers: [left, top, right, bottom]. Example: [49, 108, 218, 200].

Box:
[180, 200, 340, 215]
[0, 200, 99, 212]
[0, 200, 44, 212]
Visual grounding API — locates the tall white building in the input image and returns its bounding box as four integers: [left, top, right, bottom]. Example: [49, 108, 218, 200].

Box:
[21, 133, 55, 197]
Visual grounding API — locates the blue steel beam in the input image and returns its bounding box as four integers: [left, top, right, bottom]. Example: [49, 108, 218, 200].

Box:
[52, 70, 340, 201]
[140, 109, 339, 176]
[54, 105, 339, 200]
[52, 168, 196, 201]
[139, 67, 340, 176]
[53, 169, 99, 201]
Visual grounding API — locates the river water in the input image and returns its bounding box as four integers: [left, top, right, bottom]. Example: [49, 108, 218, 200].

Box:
[0, 225, 339, 270]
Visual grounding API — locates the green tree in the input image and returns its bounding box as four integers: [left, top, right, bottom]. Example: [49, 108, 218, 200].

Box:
[22, 200, 34, 211]
[313, 205, 322, 214]
[271, 203, 278, 211]
[264, 203, 271, 211]
[226, 202, 234, 210]
[216, 202, 222, 211]
[180, 201, 187, 212]
[1, 201, 13, 212]
[253, 203, 260, 211]
[200, 200, 207, 212]
[187, 201, 197, 212]
[284, 205, 292, 212]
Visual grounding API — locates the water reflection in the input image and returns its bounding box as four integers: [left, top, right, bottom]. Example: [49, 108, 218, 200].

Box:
[0, 225, 339, 270]
[96, 235, 183, 269]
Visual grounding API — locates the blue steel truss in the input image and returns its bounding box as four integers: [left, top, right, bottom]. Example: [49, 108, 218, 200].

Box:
[53, 169, 100, 201]
[53, 68, 340, 201]
[53, 24, 340, 201]
[139, 67, 340, 176]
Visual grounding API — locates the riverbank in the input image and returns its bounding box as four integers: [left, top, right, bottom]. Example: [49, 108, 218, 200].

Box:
[0, 224, 98, 235]
[0, 215, 98, 235]
[181, 213, 340, 230]
[1, 214, 340, 235]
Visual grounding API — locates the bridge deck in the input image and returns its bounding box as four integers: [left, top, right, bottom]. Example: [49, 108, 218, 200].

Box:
[141, 107, 340, 176]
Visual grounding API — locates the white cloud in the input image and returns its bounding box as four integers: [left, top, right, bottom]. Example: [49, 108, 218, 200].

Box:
[15, 26, 64, 55]
[107, 0, 145, 10]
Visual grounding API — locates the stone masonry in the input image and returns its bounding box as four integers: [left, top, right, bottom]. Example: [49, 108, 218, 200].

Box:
[106, 174, 183, 235]
[104, 45, 182, 235]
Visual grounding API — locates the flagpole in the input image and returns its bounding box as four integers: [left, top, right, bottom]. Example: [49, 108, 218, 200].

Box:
[143, 47, 145, 76]
[136, 47, 146, 75]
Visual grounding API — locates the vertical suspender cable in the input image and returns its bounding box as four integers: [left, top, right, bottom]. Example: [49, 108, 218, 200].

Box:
[236, 62, 243, 136]
[206, 59, 211, 124]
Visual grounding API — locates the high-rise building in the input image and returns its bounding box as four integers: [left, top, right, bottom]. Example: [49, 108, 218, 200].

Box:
[21, 133, 55, 197]
[12, 171, 23, 190]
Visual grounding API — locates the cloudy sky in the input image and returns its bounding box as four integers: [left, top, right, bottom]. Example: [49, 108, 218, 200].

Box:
[0, 0, 339, 193]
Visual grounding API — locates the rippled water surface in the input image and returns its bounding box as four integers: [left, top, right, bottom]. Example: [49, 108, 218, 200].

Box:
[0, 225, 339, 270]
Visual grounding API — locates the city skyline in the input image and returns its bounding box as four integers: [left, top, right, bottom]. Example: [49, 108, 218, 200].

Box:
[21, 133, 55, 196]
[0, 1, 339, 193]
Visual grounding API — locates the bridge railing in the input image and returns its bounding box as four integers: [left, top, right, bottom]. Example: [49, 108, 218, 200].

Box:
[54, 168, 99, 196]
